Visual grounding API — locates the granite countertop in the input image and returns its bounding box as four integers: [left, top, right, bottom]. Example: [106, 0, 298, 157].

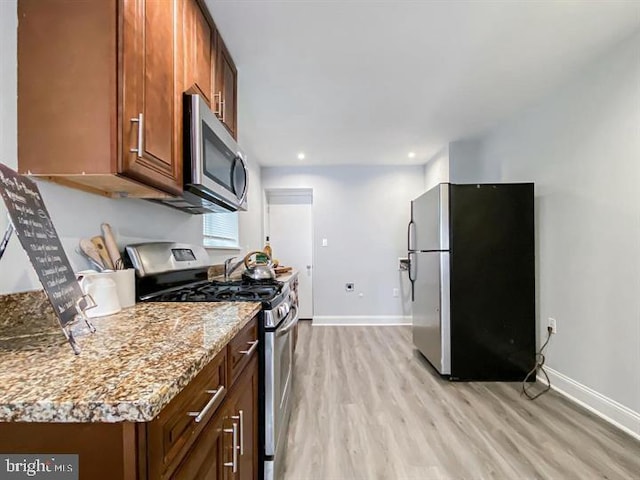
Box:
[0, 291, 261, 423]
[275, 270, 298, 284]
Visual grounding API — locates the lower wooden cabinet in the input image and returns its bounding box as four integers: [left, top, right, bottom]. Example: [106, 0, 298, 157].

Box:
[154, 318, 259, 480]
[171, 355, 258, 480]
[0, 317, 259, 480]
[171, 406, 225, 479]
[226, 356, 259, 480]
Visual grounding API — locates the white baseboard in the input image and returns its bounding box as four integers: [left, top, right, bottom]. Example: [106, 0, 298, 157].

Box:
[538, 366, 640, 442]
[312, 315, 411, 326]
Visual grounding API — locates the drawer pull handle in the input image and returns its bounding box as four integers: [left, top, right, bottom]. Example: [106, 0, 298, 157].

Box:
[231, 410, 244, 455]
[187, 385, 225, 423]
[239, 340, 259, 356]
[223, 422, 238, 472]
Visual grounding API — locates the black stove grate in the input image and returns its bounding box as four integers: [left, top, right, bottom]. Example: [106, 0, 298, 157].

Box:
[149, 280, 283, 303]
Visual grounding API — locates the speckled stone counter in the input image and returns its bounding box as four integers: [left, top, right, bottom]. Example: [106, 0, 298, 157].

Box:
[207, 267, 298, 283]
[275, 270, 298, 284]
[0, 291, 261, 423]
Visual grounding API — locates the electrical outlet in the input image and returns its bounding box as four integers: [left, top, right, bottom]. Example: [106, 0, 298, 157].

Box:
[393, 288, 399, 297]
[345, 283, 354, 292]
[322, 238, 328, 247]
[548, 317, 557, 334]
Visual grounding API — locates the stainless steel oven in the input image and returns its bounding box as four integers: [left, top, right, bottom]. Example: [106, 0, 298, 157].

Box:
[126, 242, 300, 480]
[264, 294, 298, 480]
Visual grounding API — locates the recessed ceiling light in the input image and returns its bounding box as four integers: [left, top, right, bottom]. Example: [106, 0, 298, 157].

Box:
[408, 152, 416, 159]
[297, 152, 306, 160]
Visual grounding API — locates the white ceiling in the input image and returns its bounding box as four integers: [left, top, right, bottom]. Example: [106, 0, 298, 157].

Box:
[207, 0, 640, 167]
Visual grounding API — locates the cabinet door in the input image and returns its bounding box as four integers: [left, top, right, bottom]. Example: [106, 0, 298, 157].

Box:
[215, 36, 238, 139]
[121, 0, 182, 195]
[171, 407, 225, 480]
[227, 356, 258, 480]
[182, 0, 213, 105]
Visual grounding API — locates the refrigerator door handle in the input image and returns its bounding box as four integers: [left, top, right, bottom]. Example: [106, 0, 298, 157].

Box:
[407, 252, 414, 282]
[407, 220, 415, 252]
[407, 252, 416, 301]
[410, 278, 415, 302]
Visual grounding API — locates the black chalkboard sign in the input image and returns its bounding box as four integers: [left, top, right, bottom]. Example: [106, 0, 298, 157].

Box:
[0, 163, 85, 327]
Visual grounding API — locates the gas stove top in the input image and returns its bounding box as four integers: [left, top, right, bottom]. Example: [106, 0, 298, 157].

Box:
[149, 280, 283, 303]
[125, 242, 292, 317]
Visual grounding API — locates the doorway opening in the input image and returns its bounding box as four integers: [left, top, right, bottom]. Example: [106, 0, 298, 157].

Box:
[264, 188, 314, 320]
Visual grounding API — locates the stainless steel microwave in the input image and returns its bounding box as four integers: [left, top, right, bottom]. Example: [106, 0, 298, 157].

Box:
[156, 94, 248, 214]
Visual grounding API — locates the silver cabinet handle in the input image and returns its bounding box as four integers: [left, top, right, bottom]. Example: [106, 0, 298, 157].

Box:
[214, 92, 222, 118]
[187, 385, 224, 423]
[220, 99, 226, 122]
[223, 422, 238, 473]
[239, 340, 259, 356]
[231, 409, 244, 455]
[129, 113, 143, 157]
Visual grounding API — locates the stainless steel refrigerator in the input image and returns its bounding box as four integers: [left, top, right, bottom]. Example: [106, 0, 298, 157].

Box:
[408, 183, 535, 381]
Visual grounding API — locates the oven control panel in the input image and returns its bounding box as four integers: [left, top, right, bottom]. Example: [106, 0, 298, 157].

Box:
[125, 242, 210, 277]
[172, 248, 197, 262]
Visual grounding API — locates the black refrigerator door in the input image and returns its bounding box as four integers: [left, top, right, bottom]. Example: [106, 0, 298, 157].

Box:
[449, 183, 535, 381]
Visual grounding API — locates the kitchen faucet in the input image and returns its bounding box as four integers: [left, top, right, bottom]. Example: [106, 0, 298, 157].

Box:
[223, 256, 245, 280]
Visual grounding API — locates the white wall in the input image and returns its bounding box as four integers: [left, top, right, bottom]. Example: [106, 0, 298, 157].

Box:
[262, 166, 424, 323]
[0, 0, 262, 293]
[449, 138, 485, 183]
[454, 31, 640, 433]
[423, 146, 450, 191]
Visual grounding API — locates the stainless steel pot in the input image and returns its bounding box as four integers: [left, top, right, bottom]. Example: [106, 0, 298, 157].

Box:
[242, 250, 276, 281]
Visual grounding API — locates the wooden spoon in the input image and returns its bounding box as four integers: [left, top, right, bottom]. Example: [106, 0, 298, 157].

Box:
[79, 238, 104, 270]
[91, 236, 114, 270]
[101, 223, 123, 269]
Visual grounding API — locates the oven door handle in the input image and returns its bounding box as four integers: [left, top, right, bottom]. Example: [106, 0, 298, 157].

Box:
[277, 305, 299, 337]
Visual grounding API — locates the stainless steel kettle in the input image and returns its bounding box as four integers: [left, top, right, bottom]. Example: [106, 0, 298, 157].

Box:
[242, 250, 276, 281]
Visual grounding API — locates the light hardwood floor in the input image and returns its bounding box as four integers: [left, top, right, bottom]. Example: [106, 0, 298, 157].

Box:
[283, 322, 640, 480]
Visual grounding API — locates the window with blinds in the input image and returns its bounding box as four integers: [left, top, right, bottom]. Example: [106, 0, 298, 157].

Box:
[203, 212, 240, 249]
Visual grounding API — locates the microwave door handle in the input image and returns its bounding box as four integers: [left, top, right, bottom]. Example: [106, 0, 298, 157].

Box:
[234, 154, 249, 205]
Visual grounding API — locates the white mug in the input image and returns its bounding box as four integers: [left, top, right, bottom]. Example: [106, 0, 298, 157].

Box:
[77, 270, 122, 318]
[113, 269, 136, 308]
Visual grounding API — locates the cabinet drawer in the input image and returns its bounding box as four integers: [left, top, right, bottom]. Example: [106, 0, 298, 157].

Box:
[147, 349, 227, 478]
[227, 317, 258, 386]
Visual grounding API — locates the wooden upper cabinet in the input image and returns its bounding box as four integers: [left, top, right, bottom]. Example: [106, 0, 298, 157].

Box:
[121, 0, 182, 195]
[215, 36, 238, 139]
[18, 0, 238, 199]
[182, 0, 214, 106]
[18, 0, 181, 198]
